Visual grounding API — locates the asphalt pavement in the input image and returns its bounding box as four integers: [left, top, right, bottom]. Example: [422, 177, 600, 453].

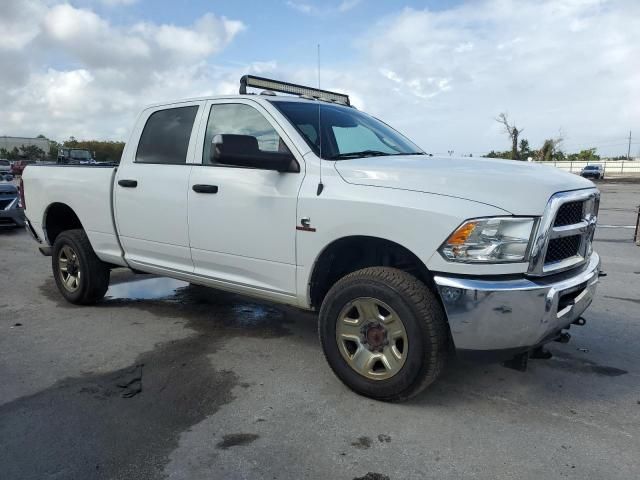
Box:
[0, 181, 639, 480]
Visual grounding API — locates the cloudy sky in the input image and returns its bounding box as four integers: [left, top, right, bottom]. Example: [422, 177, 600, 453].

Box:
[1, 0, 638, 156]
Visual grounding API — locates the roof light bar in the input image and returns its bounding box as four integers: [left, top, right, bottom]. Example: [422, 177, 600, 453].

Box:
[239, 75, 350, 105]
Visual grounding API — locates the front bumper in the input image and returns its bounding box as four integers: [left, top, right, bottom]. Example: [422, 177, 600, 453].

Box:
[0, 206, 25, 227]
[434, 252, 600, 357]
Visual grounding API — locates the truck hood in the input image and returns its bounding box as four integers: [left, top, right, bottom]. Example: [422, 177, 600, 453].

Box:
[334, 155, 595, 215]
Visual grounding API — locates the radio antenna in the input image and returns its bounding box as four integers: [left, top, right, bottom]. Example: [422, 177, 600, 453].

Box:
[316, 43, 324, 196]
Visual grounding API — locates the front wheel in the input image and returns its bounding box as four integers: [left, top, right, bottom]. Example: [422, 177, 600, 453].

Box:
[52, 229, 110, 305]
[318, 267, 448, 401]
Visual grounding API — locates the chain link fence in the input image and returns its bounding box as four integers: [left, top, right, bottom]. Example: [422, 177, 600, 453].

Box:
[535, 160, 640, 176]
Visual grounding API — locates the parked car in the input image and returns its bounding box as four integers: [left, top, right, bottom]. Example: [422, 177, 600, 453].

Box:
[581, 164, 604, 179]
[0, 182, 25, 228]
[11, 159, 35, 176]
[0, 159, 12, 176]
[22, 75, 601, 401]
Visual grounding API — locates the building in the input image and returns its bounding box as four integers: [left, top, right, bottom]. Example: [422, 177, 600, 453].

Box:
[0, 136, 51, 155]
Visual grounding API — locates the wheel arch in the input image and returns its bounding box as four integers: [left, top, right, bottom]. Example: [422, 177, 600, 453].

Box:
[43, 202, 84, 245]
[308, 235, 437, 310]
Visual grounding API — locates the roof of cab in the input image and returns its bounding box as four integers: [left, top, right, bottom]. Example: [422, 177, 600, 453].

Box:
[143, 93, 327, 110]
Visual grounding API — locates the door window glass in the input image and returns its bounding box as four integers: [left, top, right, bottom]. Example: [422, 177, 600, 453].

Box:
[203, 103, 290, 165]
[136, 106, 198, 164]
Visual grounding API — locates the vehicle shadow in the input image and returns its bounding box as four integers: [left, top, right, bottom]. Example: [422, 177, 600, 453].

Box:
[39, 270, 633, 409]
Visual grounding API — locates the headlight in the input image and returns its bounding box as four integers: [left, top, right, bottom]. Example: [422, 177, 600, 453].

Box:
[439, 217, 536, 263]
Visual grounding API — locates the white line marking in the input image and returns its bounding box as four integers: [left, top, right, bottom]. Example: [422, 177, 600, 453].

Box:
[597, 225, 635, 229]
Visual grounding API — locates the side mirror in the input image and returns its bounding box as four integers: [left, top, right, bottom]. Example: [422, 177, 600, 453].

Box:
[212, 134, 298, 173]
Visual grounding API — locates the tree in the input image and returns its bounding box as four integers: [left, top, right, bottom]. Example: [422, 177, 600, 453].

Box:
[49, 140, 60, 160]
[4, 147, 21, 161]
[567, 148, 600, 162]
[483, 149, 512, 159]
[519, 138, 530, 157]
[19, 144, 46, 160]
[59, 138, 125, 163]
[553, 150, 565, 161]
[496, 113, 523, 160]
[537, 132, 564, 161]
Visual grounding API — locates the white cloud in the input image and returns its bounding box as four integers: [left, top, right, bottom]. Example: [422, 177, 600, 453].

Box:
[337, 0, 361, 12]
[1, 0, 639, 159]
[0, 0, 46, 51]
[0, 1, 246, 141]
[102, 0, 138, 5]
[352, 0, 640, 156]
[286, 0, 361, 16]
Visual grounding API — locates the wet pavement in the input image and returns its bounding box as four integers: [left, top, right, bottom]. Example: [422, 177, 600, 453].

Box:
[1, 182, 639, 479]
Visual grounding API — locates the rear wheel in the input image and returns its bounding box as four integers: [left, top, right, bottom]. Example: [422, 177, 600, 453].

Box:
[52, 229, 110, 305]
[319, 267, 448, 401]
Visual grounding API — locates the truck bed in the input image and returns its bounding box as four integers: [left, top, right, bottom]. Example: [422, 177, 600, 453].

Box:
[22, 165, 126, 266]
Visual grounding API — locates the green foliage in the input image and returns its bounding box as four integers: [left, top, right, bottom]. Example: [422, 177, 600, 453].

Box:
[61, 137, 125, 163]
[484, 145, 588, 162]
[49, 140, 60, 160]
[553, 150, 565, 161]
[567, 148, 600, 162]
[483, 150, 513, 159]
[0, 147, 22, 160]
[539, 139, 554, 161]
[20, 144, 46, 159]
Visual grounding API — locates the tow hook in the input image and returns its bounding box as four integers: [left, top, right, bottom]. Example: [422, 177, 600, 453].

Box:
[598, 270, 607, 278]
[554, 331, 571, 344]
[572, 316, 586, 326]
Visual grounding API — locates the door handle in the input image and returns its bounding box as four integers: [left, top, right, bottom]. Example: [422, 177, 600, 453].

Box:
[192, 184, 219, 194]
[118, 179, 138, 188]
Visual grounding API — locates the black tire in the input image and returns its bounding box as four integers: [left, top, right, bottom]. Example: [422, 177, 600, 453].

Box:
[52, 229, 110, 305]
[318, 267, 448, 402]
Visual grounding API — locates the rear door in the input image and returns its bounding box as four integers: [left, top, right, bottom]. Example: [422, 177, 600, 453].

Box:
[114, 102, 203, 272]
[187, 99, 304, 298]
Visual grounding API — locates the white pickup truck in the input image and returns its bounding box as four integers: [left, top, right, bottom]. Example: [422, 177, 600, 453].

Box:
[22, 76, 601, 401]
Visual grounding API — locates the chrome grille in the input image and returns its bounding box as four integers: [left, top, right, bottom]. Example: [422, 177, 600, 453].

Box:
[554, 201, 584, 227]
[528, 189, 599, 276]
[546, 235, 581, 263]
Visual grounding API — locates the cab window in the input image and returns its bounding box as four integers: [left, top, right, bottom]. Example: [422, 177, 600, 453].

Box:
[202, 103, 291, 166]
[136, 106, 198, 164]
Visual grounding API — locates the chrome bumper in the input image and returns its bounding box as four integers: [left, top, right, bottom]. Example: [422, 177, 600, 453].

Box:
[434, 252, 600, 352]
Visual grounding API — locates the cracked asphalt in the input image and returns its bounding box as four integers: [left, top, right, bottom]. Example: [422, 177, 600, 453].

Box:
[1, 181, 639, 480]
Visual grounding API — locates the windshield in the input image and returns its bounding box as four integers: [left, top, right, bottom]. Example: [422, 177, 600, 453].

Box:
[70, 149, 92, 159]
[585, 165, 599, 170]
[272, 101, 423, 160]
[0, 160, 9, 166]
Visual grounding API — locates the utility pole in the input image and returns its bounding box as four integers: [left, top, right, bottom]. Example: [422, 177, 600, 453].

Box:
[628, 130, 632, 161]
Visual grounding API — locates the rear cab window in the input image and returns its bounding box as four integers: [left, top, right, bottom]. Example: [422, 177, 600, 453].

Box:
[136, 106, 199, 164]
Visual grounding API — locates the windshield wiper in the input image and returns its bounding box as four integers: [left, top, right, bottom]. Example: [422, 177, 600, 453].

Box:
[329, 150, 427, 160]
[328, 150, 392, 160]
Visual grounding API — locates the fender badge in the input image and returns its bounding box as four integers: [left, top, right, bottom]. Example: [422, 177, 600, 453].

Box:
[296, 217, 316, 232]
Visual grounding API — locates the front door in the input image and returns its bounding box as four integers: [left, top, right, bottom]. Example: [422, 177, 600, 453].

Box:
[114, 102, 202, 272]
[187, 100, 304, 298]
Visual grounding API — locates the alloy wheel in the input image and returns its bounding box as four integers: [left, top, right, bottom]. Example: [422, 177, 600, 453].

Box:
[58, 245, 81, 292]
